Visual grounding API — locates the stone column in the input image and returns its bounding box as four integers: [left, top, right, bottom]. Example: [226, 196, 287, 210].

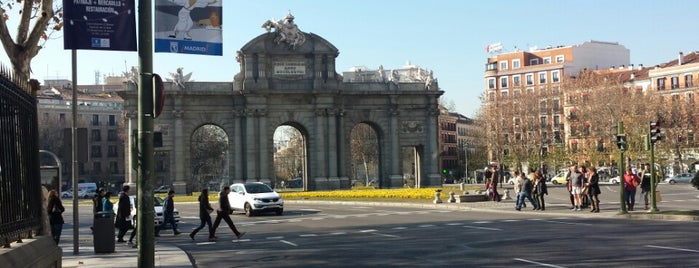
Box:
[327, 108, 338, 177]
[388, 106, 402, 187]
[426, 107, 441, 187]
[172, 109, 186, 194]
[232, 110, 243, 182]
[245, 109, 258, 180]
[314, 108, 327, 189]
[258, 109, 268, 181]
[124, 111, 137, 187]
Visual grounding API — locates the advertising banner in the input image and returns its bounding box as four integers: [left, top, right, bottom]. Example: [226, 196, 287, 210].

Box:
[154, 0, 223, 56]
[63, 0, 137, 51]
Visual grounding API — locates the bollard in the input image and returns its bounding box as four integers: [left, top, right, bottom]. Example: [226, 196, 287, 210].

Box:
[448, 191, 456, 203]
[502, 189, 511, 200]
[460, 182, 465, 191]
[433, 190, 443, 204]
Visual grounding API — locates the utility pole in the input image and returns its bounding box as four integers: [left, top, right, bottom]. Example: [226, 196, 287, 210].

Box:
[137, 0, 155, 266]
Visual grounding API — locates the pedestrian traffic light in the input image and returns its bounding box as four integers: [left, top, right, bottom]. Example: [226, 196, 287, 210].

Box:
[616, 134, 627, 150]
[649, 121, 661, 143]
[677, 134, 684, 143]
[442, 168, 447, 174]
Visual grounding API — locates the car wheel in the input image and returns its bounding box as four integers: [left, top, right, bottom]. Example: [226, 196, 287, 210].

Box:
[552, 181, 559, 185]
[275, 209, 283, 216]
[244, 203, 254, 217]
[669, 180, 676, 185]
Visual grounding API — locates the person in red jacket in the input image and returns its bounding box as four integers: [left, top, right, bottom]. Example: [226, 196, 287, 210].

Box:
[623, 166, 641, 211]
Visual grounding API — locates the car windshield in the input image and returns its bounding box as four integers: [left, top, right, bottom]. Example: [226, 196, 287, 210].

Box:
[244, 183, 273, 194]
[133, 196, 165, 206]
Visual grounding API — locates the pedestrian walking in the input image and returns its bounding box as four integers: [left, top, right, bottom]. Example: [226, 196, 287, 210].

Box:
[115, 185, 132, 243]
[47, 190, 65, 244]
[189, 188, 214, 240]
[515, 172, 538, 211]
[623, 167, 641, 211]
[102, 192, 114, 217]
[209, 186, 246, 241]
[156, 190, 181, 236]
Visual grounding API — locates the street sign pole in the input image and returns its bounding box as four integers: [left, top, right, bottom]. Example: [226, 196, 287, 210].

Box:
[617, 122, 627, 214]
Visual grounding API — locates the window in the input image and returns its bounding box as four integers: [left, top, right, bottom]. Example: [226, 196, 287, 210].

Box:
[488, 78, 496, 89]
[499, 61, 508, 70]
[59, 113, 66, 123]
[110, 162, 119, 174]
[539, 100, 547, 111]
[108, 130, 117, 141]
[91, 145, 102, 157]
[93, 162, 101, 173]
[108, 115, 116, 126]
[512, 59, 521, 69]
[486, 62, 497, 71]
[92, 129, 101, 142]
[552, 70, 560, 83]
[530, 59, 539, 65]
[539, 72, 547, 84]
[685, 74, 693, 88]
[543, 57, 551, 64]
[657, 78, 666, 90]
[555, 55, 564, 63]
[553, 99, 561, 110]
[500, 77, 508, 88]
[540, 116, 548, 127]
[489, 92, 495, 101]
[526, 74, 534, 85]
[687, 92, 695, 103]
[108, 145, 118, 157]
[671, 76, 679, 89]
[513, 75, 521, 86]
[92, 114, 99, 126]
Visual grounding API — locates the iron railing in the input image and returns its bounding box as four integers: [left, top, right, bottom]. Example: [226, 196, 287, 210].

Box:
[0, 70, 43, 248]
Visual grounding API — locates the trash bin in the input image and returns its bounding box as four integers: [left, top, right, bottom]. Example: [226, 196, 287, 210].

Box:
[93, 212, 115, 253]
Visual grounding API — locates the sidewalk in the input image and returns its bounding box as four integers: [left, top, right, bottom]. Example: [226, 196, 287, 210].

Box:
[59, 231, 193, 268]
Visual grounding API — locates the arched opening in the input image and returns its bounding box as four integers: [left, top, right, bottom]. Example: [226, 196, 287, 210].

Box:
[273, 125, 307, 190]
[190, 124, 229, 193]
[350, 123, 380, 187]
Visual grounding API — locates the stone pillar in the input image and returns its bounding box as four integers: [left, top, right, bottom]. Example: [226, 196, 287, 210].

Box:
[245, 109, 257, 180]
[315, 108, 327, 178]
[336, 109, 347, 183]
[172, 109, 186, 194]
[258, 109, 268, 180]
[124, 111, 137, 188]
[233, 110, 243, 180]
[425, 107, 441, 187]
[327, 108, 338, 177]
[389, 106, 401, 187]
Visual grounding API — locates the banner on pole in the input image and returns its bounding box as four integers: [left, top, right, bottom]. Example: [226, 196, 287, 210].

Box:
[63, 0, 137, 51]
[154, 0, 223, 56]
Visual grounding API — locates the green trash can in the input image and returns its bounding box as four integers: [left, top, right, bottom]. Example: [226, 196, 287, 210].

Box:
[93, 212, 115, 253]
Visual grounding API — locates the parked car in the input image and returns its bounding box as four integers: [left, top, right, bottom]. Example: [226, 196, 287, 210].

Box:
[609, 176, 621, 184]
[154, 185, 171, 193]
[78, 189, 97, 199]
[550, 172, 567, 185]
[115, 195, 180, 226]
[61, 190, 73, 198]
[664, 173, 694, 184]
[228, 182, 284, 217]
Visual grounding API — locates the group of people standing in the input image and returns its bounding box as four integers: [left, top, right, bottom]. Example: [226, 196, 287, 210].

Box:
[565, 165, 602, 212]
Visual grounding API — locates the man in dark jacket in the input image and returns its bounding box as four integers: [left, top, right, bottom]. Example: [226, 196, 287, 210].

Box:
[115, 185, 132, 242]
[515, 175, 538, 211]
[209, 186, 245, 241]
[155, 190, 181, 236]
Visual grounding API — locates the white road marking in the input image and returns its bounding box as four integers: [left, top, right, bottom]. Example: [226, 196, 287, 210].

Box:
[514, 258, 567, 268]
[359, 229, 377, 233]
[373, 233, 400, 238]
[195, 242, 216, 245]
[502, 219, 521, 222]
[232, 239, 250, 242]
[418, 224, 435, 228]
[330, 232, 346, 235]
[446, 222, 464, 226]
[393, 227, 407, 230]
[280, 240, 298, 247]
[645, 245, 699, 253]
[472, 221, 492, 224]
[541, 220, 592, 226]
[266, 236, 284, 240]
[299, 234, 317, 237]
[463, 225, 502, 231]
[333, 215, 347, 219]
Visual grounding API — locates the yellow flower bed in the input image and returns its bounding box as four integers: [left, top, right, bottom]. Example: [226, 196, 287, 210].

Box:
[281, 187, 446, 200]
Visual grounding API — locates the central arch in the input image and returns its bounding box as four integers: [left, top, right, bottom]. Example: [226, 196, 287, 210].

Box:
[120, 17, 443, 193]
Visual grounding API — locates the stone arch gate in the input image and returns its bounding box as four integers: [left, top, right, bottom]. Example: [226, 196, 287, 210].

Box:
[120, 30, 443, 193]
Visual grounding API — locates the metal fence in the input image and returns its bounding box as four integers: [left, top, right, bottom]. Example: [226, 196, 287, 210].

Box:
[0, 69, 43, 248]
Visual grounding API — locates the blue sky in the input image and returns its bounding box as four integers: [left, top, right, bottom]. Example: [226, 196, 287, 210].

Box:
[6, 0, 698, 117]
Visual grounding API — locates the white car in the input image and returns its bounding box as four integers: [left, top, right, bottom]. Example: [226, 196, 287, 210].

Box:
[115, 195, 180, 226]
[61, 190, 73, 198]
[609, 176, 621, 184]
[229, 182, 284, 217]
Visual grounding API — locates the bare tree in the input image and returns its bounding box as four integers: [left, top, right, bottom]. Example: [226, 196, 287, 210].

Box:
[190, 125, 228, 188]
[350, 123, 378, 185]
[0, 0, 63, 84]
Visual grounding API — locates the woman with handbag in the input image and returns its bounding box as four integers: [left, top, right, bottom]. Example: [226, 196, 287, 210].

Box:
[47, 190, 65, 244]
[623, 166, 641, 211]
[190, 188, 215, 240]
[586, 167, 601, 213]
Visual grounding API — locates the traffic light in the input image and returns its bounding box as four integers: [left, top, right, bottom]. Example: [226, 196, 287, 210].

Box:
[677, 134, 684, 143]
[649, 121, 661, 143]
[442, 168, 447, 174]
[616, 134, 627, 150]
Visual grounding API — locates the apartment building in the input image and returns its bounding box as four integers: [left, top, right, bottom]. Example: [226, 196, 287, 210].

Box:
[483, 40, 630, 165]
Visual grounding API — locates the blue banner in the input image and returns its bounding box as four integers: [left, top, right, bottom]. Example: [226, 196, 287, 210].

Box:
[63, 0, 137, 51]
[154, 0, 223, 56]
